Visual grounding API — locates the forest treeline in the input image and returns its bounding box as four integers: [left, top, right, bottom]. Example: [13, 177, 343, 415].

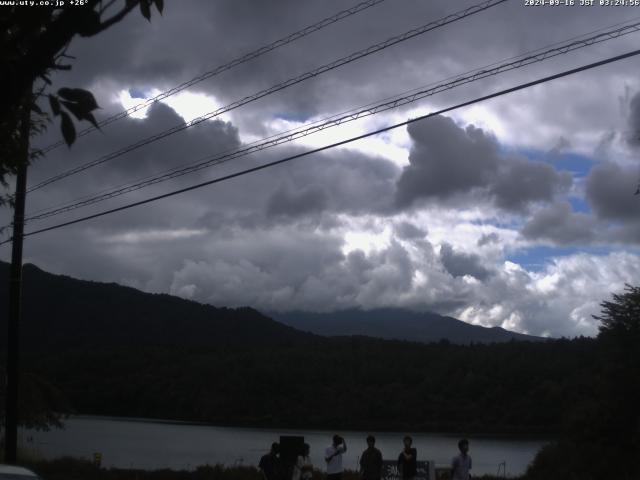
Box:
[16, 336, 597, 434]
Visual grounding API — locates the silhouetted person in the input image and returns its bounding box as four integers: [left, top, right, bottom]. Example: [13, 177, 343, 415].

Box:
[397, 436, 417, 480]
[451, 439, 472, 480]
[260, 442, 282, 480]
[360, 435, 383, 480]
[293, 443, 313, 480]
[325, 434, 347, 480]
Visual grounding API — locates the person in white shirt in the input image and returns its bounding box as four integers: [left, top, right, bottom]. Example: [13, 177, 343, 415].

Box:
[325, 434, 347, 480]
[292, 443, 313, 480]
[451, 439, 472, 480]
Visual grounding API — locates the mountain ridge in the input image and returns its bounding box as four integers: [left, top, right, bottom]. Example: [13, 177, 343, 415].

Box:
[0, 261, 541, 348]
[0, 261, 315, 352]
[271, 308, 543, 344]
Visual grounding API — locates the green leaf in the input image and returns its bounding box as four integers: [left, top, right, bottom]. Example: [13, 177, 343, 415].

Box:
[60, 100, 85, 122]
[57, 88, 99, 111]
[140, 0, 151, 21]
[60, 111, 76, 147]
[126, 0, 138, 7]
[76, 10, 101, 37]
[84, 112, 100, 130]
[49, 95, 61, 116]
[153, 0, 164, 14]
[59, 101, 101, 130]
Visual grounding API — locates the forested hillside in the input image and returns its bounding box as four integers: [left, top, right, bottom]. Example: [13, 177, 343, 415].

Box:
[0, 262, 314, 352]
[273, 309, 542, 344]
[20, 337, 596, 434]
[0, 261, 599, 434]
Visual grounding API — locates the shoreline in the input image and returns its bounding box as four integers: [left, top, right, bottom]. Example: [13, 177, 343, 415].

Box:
[63, 414, 556, 441]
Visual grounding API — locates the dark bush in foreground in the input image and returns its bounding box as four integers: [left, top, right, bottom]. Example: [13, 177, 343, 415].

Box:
[524, 440, 635, 480]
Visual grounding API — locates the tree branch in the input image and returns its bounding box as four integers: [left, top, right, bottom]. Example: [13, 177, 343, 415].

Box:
[81, 1, 138, 37]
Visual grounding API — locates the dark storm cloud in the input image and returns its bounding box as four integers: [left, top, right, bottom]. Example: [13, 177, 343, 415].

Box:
[46, 0, 639, 143]
[11, 100, 243, 239]
[29, 101, 240, 188]
[580, 92, 640, 235]
[18, 90, 400, 246]
[626, 92, 640, 148]
[491, 158, 572, 212]
[395, 116, 499, 206]
[259, 147, 399, 221]
[440, 242, 491, 280]
[585, 162, 640, 221]
[395, 221, 427, 240]
[266, 184, 328, 218]
[395, 115, 572, 212]
[520, 202, 596, 245]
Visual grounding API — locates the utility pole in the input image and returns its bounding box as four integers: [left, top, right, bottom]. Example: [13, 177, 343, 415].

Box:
[4, 93, 31, 464]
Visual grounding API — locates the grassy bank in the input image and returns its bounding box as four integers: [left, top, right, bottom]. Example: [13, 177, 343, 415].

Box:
[19, 457, 518, 480]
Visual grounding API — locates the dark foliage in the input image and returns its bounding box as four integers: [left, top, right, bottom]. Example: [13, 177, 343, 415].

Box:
[0, 0, 162, 203]
[524, 285, 640, 480]
[0, 263, 314, 352]
[0, 368, 69, 431]
[19, 337, 595, 433]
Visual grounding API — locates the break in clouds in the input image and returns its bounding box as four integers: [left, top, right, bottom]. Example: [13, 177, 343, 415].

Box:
[2, 0, 640, 337]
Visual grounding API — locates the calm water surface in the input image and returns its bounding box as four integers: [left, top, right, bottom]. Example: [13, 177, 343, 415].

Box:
[23, 416, 548, 477]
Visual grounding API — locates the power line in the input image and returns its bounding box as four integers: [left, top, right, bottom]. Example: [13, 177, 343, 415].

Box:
[3, 47, 639, 246]
[27, 15, 640, 220]
[27, 0, 508, 193]
[37, 0, 389, 155]
[21, 15, 640, 221]
[22, 20, 640, 222]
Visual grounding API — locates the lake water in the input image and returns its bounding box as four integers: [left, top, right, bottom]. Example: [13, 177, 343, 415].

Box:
[22, 416, 548, 477]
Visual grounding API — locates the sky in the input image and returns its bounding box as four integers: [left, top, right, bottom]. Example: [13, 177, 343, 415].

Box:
[2, 0, 640, 337]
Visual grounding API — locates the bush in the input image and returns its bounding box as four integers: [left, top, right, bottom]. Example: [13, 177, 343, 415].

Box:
[524, 440, 634, 480]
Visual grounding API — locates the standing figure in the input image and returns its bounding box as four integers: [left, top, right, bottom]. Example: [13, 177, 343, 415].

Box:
[260, 442, 282, 480]
[451, 439, 472, 480]
[325, 434, 347, 480]
[293, 443, 314, 480]
[359, 435, 383, 480]
[397, 436, 417, 480]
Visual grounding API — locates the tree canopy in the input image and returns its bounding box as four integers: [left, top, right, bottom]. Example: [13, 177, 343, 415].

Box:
[525, 284, 640, 480]
[0, 0, 163, 202]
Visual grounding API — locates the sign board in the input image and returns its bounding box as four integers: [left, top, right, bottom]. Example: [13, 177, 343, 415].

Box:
[279, 436, 305, 480]
[279, 435, 305, 467]
[382, 460, 435, 480]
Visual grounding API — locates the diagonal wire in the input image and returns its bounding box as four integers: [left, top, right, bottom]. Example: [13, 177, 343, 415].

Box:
[23, 19, 640, 222]
[28, 0, 508, 192]
[2, 47, 639, 246]
[25, 14, 640, 219]
[37, 0, 389, 155]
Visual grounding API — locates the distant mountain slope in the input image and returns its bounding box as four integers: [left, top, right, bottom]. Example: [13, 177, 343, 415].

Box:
[0, 262, 583, 434]
[271, 308, 543, 344]
[0, 262, 315, 352]
[0, 261, 540, 352]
